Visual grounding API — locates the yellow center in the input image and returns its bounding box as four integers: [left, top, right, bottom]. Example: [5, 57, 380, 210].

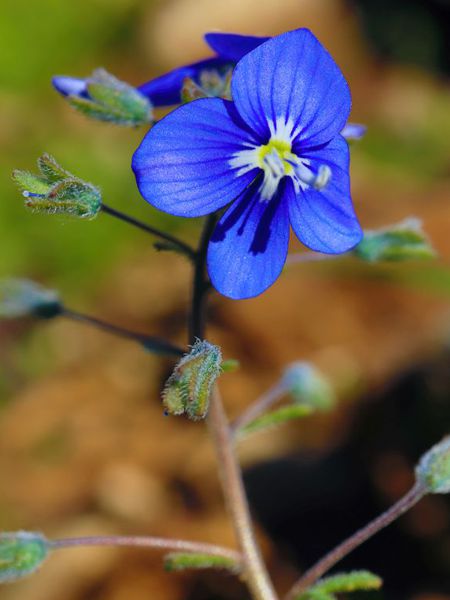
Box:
[257, 139, 295, 176]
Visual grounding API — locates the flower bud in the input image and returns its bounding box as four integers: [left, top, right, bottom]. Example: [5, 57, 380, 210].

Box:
[163, 340, 222, 420]
[416, 436, 450, 494]
[354, 218, 435, 262]
[340, 123, 367, 141]
[282, 362, 335, 411]
[13, 154, 102, 219]
[0, 532, 49, 583]
[52, 69, 153, 126]
[181, 67, 232, 103]
[0, 279, 61, 319]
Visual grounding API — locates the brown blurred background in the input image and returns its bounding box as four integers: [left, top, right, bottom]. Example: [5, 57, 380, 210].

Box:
[0, 0, 449, 599]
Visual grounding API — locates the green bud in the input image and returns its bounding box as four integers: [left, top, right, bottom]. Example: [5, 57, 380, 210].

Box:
[298, 570, 382, 600]
[13, 154, 102, 219]
[68, 69, 153, 126]
[163, 552, 240, 573]
[0, 531, 49, 583]
[239, 404, 314, 438]
[0, 279, 62, 319]
[181, 68, 232, 104]
[354, 218, 436, 262]
[163, 339, 222, 420]
[416, 436, 450, 494]
[282, 362, 335, 411]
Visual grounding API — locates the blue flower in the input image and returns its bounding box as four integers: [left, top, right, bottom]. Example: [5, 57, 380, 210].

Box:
[133, 29, 363, 299]
[53, 33, 268, 108]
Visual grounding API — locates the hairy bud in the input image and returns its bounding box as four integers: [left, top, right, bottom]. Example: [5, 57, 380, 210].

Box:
[0, 532, 49, 583]
[354, 218, 435, 262]
[163, 340, 222, 420]
[12, 154, 101, 219]
[416, 436, 450, 494]
[52, 69, 153, 126]
[282, 362, 335, 411]
[0, 279, 61, 319]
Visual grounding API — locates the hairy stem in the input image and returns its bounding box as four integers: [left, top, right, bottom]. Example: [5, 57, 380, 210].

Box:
[285, 481, 427, 600]
[190, 215, 278, 600]
[50, 535, 241, 563]
[101, 203, 195, 259]
[231, 381, 287, 437]
[62, 307, 184, 357]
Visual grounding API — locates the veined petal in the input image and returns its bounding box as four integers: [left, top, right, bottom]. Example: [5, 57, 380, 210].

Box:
[52, 76, 89, 98]
[231, 29, 351, 147]
[137, 57, 231, 106]
[204, 32, 270, 62]
[288, 135, 362, 253]
[207, 178, 290, 299]
[132, 98, 258, 217]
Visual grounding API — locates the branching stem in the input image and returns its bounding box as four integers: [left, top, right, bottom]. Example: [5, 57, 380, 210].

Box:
[62, 307, 184, 357]
[101, 203, 195, 259]
[50, 535, 241, 564]
[189, 215, 278, 600]
[285, 481, 427, 600]
[231, 381, 287, 438]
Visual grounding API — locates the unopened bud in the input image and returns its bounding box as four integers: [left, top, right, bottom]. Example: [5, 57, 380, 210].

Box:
[354, 218, 435, 262]
[181, 68, 232, 104]
[0, 532, 49, 583]
[163, 340, 222, 420]
[52, 69, 153, 126]
[340, 123, 367, 141]
[13, 154, 101, 219]
[0, 279, 61, 319]
[416, 436, 450, 494]
[282, 362, 335, 411]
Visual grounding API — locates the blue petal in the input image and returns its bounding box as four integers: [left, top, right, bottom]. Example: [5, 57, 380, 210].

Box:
[52, 76, 89, 98]
[207, 178, 290, 299]
[132, 98, 259, 217]
[341, 122, 367, 140]
[288, 135, 362, 253]
[137, 57, 231, 107]
[204, 32, 270, 62]
[231, 29, 351, 147]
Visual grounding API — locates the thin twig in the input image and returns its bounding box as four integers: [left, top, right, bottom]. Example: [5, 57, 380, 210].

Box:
[101, 203, 195, 259]
[285, 252, 342, 266]
[62, 307, 184, 357]
[231, 382, 287, 438]
[189, 215, 278, 600]
[49, 535, 241, 563]
[285, 481, 427, 600]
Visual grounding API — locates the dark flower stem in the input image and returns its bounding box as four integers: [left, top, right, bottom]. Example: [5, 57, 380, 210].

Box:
[62, 307, 184, 357]
[50, 535, 241, 564]
[190, 215, 278, 600]
[285, 481, 427, 600]
[101, 203, 196, 260]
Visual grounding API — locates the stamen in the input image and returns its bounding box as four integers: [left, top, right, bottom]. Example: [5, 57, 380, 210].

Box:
[287, 159, 332, 191]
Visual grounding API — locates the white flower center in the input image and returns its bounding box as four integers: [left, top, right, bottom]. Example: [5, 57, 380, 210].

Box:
[229, 119, 332, 201]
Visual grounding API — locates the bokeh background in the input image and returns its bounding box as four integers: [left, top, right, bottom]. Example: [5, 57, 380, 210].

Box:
[0, 1, 449, 599]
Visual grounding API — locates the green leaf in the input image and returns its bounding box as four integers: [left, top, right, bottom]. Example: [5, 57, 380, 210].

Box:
[163, 552, 240, 574]
[12, 170, 51, 195]
[239, 404, 314, 437]
[37, 153, 73, 183]
[300, 570, 383, 599]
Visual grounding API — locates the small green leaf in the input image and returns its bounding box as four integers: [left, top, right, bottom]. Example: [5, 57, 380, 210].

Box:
[221, 359, 240, 373]
[354, 218, 435, 262]
[163, 552, 240, 573]
[37, 153, 73, 183]
[239, 404, 314, 437]
[12, 170, 51, 196]
[300, 570, 383, 599]
[0, 532, 49, 583]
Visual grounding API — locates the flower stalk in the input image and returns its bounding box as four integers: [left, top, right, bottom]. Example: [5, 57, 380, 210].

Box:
[284, 481, 427, 600]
